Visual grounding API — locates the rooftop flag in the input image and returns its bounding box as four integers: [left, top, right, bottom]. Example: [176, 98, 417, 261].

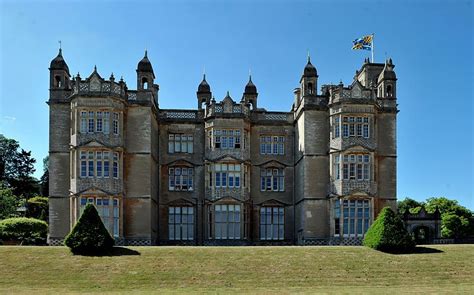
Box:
[352, 34, 375, 62]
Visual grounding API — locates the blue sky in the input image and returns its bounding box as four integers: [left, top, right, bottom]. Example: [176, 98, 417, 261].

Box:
[0, 0, 472, 209]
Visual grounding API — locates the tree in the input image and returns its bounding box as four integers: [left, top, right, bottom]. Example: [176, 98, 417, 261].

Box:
[39, 156, 49, 197]
[425, 197, 473, 238]
[0, 185, 18, 220]
[397, 197, 424, 215]
[64, 204, 114, 255]
[363, 207, 415, 253]
[0, 134, 39, 198]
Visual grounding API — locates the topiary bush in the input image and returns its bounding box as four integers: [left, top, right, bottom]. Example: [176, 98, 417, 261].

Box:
[64, 203, 114, 255]
[363, 206, 415, 253]
[0, 217, 48, 245]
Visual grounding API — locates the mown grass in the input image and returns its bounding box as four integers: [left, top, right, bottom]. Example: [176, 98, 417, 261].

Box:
[0, 245, 473, 294]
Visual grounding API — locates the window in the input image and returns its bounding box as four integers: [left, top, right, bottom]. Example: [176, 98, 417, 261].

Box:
[212, 129, 241, 149]
[334, 199, 371, 237]
[96, 112, 103, 132]
[214, 204, 241, 239]
[80, 112, 87, 133]
[260, 136, 285, 155]
[103, 112, 110, 134]
[334, 117, 340, 138]
[260, 168, 284, 191]
[260, 207, 284, 240]
[79, 150, 115, 178]
[342, 116, 370, 139]
[334, 201, 341, 235]
[80, 197, 120, 237]
[212, 164, 241, 188]
[169, 167, 194, 191]
[339, 154, 370, 181]
[113, 152, 119, 178]
[113, 199, 119, 237]
[80, 152, 87, 177]
[168, 134, 194, 153]
[169, 207, 194, 240]
[113, 112, 119, 135]
[80, 110, 111, 134]
[334, 155, 340, 180]
[88, 111, 94, 133]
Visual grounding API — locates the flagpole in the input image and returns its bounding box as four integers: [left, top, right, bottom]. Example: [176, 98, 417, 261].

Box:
[371, 33, 375, 63]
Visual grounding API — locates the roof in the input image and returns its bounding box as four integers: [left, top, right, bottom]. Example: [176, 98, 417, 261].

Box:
[50, 49, 70, 74]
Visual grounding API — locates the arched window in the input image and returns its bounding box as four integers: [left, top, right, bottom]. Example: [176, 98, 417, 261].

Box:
[308, 82, 313, 94]
[142, 77, 148, 89]
[55, 75, 62, 87]
[386, 85, 392, 97]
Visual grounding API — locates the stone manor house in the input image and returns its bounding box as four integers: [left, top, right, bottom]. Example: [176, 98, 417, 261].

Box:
[48, 49, 398, 246]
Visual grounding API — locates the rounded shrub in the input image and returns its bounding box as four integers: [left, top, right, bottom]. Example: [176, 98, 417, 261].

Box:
[363, 206, 415, 253]
[64, 203, 114, 255]
[0, 217, 48, 245]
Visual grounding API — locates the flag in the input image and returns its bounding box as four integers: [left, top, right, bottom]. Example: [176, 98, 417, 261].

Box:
[352, 34, 373, 51]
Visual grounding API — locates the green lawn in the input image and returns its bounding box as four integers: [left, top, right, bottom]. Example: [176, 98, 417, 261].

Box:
[0, 245, 473, 294]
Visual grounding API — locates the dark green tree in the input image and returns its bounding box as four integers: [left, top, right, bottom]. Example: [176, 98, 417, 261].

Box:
[64, 204, 114, 255]
[0, 184, 18, 219]
[363, 207, 415, 253]
[0, 134, 39, 198]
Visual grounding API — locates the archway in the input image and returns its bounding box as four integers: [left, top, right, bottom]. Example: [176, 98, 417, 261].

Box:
[413, 226, 431, 244]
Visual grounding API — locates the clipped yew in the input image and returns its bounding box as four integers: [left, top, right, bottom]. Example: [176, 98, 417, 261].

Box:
[64, 203, 114, 255]
[363, 206, 415, 253]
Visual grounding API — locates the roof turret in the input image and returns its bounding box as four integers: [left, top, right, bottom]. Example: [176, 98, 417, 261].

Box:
[50, 48, 70, 74]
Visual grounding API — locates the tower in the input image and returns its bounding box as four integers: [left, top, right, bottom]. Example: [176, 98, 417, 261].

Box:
[377, 58, 397, 98]
[300, 55, 318, 97]
[136, 50, 159, 104]
[242, 75, 258, 109]
[197, 74, 211, 109]
[137, 50, 155, 90]
[49, 48, 71, 100]
[294, 56, 330, 244]
[376, 58, 398, 212]
[48, 49, 72, 243]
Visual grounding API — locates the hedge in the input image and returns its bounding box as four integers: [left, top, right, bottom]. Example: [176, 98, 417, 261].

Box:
[0, 217, 48, 245]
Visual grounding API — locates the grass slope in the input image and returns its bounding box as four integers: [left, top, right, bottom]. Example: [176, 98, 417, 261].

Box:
[0, 245, 473, 294]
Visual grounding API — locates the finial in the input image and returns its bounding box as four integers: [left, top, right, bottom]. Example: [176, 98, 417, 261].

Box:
[144, 49, 148, 58]
[120, 76, 124, 83]
[76, 72, 80, 79]
[58, 40, 62, 56]
[249, 68, 252, 81]
[307, 50, 311, 63]
[94, 65, 97, 72]
[110, 72, 115, 80]
[203, 66, 206, 80]
[226, 90, 230, 97]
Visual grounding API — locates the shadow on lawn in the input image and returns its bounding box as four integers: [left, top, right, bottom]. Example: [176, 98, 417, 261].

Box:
[382, 246, 444, 255]
[73, 247, 141, 257]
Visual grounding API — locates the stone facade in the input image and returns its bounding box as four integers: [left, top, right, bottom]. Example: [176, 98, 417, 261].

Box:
[48, 50, 398, 246]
